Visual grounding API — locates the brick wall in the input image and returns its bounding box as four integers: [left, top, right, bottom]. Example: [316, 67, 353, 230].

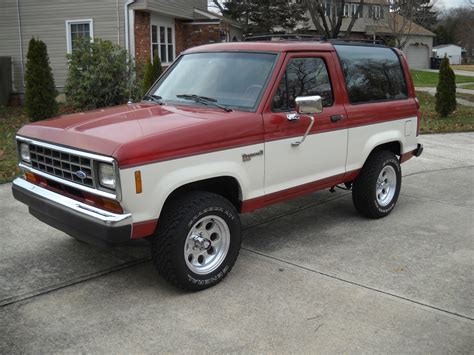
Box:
[175, 21, 221, 57]
[134, 11, 151, 67]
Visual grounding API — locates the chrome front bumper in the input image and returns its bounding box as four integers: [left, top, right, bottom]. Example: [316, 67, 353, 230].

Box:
[12, 178, 132, 245]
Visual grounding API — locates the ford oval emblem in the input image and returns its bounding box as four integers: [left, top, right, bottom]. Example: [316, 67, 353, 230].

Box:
[75, 170, 87, 179]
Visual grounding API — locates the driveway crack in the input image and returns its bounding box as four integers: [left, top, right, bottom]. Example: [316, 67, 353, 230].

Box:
[242, 248, 474, 323]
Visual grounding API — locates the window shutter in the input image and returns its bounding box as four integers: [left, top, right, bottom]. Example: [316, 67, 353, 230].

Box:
[380, 7, 384, 19]
[369, 4, 373, 18]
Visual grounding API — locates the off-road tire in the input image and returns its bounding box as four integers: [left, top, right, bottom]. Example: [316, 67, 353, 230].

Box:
[352, 151, 401, 219]
[151, 191, 241, 291]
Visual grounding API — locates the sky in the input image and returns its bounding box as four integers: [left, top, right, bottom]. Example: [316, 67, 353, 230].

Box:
[433, 0, 473, 8]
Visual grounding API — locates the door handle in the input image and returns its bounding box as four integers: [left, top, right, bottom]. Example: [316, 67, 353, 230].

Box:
[330, 114, 344, 123]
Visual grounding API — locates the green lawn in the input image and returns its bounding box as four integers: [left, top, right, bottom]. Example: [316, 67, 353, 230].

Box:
[417, 91, 474, 133]
[460, 83, 474, 90]
[456, 92, 474, 103]
[411, 70, 474, 87]
[0, 106, 29, 183]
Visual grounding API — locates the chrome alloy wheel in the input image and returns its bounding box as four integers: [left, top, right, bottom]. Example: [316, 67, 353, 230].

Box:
[184, 215, 230, 275]
[376, 165, 397, 206]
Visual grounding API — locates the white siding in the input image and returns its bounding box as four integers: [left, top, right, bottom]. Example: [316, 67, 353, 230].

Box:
[143, 0, 207, 19]
[0, 0, 129, 94]
[0, 0, 23, 93]
[0, 0, 209, 94]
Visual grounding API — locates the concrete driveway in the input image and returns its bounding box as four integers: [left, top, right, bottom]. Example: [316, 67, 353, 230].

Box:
[1, 133, 473, 353]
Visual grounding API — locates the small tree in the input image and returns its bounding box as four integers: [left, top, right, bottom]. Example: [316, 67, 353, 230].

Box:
[142, 58, 153, 94]
[65, 38, 131, 110]
[435, 55, 456, 117]
[24, 38, 58, 121]
[151, 56, 163, 84]
[142, 56, 163, 94]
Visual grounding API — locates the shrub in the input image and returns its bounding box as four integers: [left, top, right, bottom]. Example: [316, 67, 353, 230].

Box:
[142, 59, 153, 94]
[435, 55, 456, 117]
[65, 38, 132, 110]
[151, 56, 163, 84]
[24, 38, 58, 121]
[142, 56, 163, 94]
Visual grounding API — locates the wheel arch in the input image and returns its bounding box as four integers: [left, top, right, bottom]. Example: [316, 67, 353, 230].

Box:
[361, 135, 404, 169]
[161, 176, 243, 214]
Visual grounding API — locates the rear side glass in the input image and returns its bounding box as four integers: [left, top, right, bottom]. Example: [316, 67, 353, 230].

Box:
[272, 57, 334, 111]
[335, 45, 408, 104]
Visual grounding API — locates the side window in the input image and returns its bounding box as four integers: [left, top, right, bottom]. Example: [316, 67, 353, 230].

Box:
[66, 19, 93, 54]
[335, 45, 408, 104]
[272, 57, 334, 111]
[151, 24, 175, 64]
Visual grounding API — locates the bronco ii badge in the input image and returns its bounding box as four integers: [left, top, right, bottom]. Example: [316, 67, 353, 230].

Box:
[242, 150, 264, 162]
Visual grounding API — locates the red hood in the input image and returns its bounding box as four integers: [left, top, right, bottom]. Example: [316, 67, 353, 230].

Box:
[18, 103, 263, 168]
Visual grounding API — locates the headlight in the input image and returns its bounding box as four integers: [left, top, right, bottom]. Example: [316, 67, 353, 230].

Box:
[98, 163, 116, 189]
[20, 143, 31, 163]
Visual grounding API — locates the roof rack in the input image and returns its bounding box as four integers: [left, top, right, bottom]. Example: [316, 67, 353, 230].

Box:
[244, 34, 326, 42]
[329, 38, 386, 45]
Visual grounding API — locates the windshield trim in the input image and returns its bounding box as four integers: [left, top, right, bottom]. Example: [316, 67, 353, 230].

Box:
[147, 51, 280, 113]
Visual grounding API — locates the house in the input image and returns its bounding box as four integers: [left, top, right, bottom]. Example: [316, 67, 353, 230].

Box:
[432, 44, 462, 65]
[302, 0, 435, 69]
[0, 0, 243, 100]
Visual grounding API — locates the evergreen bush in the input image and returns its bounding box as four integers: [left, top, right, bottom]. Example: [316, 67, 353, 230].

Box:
[142, 58, 153, 94]
[142, 56, 163, 94]
[435, 55, 456, 117]
[65, 38, 131, 110]
[24, 38, 58, 121]
[151, 55, 163, 84]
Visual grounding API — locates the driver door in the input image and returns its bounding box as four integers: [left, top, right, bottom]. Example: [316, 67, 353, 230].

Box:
[263, 52, 348, 195]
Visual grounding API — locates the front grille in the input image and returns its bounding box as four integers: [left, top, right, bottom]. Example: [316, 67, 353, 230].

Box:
[29, 144, 95, 188]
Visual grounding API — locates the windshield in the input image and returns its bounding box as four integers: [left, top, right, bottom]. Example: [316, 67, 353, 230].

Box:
[150, 52, 277, 111]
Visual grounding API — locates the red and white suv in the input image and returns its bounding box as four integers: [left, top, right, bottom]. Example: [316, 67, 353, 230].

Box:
[13, 40, 423, 290]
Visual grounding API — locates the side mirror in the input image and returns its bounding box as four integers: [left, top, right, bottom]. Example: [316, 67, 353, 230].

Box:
[295, 95, 323, 115]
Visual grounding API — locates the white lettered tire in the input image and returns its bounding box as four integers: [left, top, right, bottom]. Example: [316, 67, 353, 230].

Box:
[352, 151, 402, 219]
[151, 191, 241, 291]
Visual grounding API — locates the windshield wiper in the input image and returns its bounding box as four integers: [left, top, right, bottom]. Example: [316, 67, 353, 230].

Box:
[142, 94, 163, 105]
[176, 94, 232, 112]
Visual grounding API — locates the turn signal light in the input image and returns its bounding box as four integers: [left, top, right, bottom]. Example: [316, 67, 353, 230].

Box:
[135, 170, 142, 194]
[24, 172, 37, 183]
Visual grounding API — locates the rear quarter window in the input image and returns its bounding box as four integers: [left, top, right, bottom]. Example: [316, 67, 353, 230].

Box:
[335, 45, 408, 104]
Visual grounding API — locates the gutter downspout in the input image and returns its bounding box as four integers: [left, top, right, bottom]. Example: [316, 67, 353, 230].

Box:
[16, 0, 25, 93]
[124, 0, 136, 55]
[117, 0, 120, 44]
[124, 0, 136, 104]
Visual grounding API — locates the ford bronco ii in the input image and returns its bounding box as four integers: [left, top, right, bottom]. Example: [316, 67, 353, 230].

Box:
[12, 40, 423, 290]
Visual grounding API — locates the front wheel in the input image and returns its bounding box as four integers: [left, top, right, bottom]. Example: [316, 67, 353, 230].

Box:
[151, 191, 241, 291]
[352, 151, 402, 219]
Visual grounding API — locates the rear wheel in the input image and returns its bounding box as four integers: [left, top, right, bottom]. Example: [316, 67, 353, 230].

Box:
[151, 191, 241, 291]
[352, 151, 401, 219]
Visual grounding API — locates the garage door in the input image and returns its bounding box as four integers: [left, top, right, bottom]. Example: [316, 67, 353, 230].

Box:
[405, 44, 429, 69]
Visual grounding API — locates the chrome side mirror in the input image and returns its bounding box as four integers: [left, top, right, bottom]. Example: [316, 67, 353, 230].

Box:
[295, 95, 323, 115]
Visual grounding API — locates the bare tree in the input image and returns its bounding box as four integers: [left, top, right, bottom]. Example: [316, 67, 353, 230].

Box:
[209, 0, 225, 13]
[386, 3, 415, 49]
[386, 0, 438, 49]
[303, 0, 364, 39]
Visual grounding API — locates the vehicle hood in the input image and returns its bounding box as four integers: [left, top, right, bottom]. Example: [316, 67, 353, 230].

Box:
[18, 103, 263, 168]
